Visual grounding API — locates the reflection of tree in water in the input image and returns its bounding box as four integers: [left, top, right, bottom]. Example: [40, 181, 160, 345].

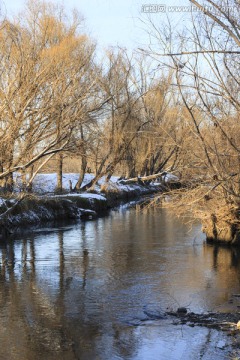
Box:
[0, 238, 15, 269]
[230, 248, 240, 269]
[0, 233, 76, 359]
[212, 245, 219, 270]
[112, 324, 139, 359]
[206, 243, 240, 272]
[0, 226, 139, 360]
[204, 243, 240, 298]
[80, 222, 89, 290]
[82, 248, 89, 289]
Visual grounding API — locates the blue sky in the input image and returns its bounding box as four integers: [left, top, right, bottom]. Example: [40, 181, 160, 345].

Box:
[4, 0, 191, 49]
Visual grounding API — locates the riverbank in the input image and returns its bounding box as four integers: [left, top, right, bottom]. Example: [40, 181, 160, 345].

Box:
[0, 173, 166, 232]
[3, 171, 240, 248]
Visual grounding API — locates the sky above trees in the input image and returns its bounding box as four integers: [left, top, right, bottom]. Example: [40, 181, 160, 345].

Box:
[3, 0, 192, 49]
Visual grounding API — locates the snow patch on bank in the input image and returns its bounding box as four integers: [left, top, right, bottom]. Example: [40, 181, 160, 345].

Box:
[12, 172, 178, 195]
[31, 173, 93, 194]
[78, 193, 107, 201]
[47, 192, 107, 201]
[30, 173, 122, 194]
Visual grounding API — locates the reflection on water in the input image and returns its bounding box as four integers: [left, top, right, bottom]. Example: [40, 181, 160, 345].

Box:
[0, 207, 240, 359]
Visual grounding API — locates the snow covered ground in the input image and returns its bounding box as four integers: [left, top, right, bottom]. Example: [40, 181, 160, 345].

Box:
[13, 172, 177, 195]
[53, 193, 107, 201]
[13, 173, 120, 194]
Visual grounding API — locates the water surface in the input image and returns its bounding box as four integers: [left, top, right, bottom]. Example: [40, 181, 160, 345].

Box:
[0, 207, 240, 359]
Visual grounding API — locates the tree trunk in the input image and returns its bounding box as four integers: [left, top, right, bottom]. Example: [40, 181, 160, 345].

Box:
[56, 153, 63, 193]
[74, 126, 87, 191]
[0, 163, 3, 188]
[5, 173, 14, 193]
[80, 152, 111, 191]
[27, 166, 34, 192]
[22, 168, 27, 192]
[74, 156, 87, 191]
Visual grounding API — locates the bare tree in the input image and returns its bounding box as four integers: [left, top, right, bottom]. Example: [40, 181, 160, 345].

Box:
[141, 0, 240, 243]
[0, 0, 96, 193]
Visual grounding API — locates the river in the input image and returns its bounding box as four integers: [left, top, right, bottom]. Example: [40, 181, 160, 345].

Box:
[0, 206, 240, 359]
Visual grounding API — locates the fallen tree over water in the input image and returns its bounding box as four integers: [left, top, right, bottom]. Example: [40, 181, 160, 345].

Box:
[118, 171, 180, 188]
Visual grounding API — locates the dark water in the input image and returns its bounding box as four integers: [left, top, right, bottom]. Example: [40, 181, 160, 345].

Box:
[1, 207, 240, 360]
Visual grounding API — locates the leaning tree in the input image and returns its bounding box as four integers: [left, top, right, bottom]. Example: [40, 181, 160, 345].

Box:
[141, 0, 240, 243]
